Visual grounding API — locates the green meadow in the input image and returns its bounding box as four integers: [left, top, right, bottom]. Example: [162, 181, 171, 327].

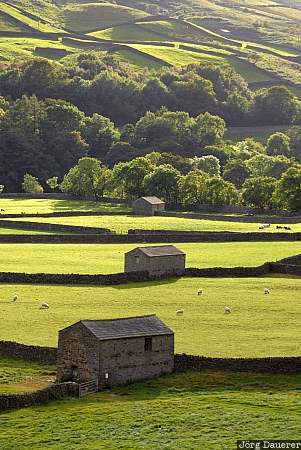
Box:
[10, 213, 301, 233]
[0, 241, 300, 274]
[0, 358, 55, 394]
[0, 275, 300, 356]
[0, 198, 128, 214]
[0, 370, 300, 450]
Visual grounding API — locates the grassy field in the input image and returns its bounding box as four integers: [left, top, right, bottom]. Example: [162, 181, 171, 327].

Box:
[90, 24, 166, 41]
[63, 2, 148, 32]
[115, 48, 165, 69]
[10, 213, 301, 233]
[0, 3, 62, 33]
[0, 275, 301, 355]
[0, 228, 59, 235]
[129, 44, 227, 66]
[0, 198, 128, 214]
[0, 241, 300, 274]
[0, 358, 55, 394]
[0, 37, 77, 62]
[0, 370, 300, 449]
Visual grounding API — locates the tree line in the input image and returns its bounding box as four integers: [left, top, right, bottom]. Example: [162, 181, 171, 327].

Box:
[1, 54, 301, 127]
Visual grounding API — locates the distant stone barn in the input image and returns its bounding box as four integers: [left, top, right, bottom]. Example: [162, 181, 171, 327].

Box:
[124, 245, 186, 277]
[57, 315, 174, 389]
[132, 196, 165, 216]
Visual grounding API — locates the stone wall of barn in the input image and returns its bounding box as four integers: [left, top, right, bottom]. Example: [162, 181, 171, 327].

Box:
[97, 334, 174, 388]
[148, 254, 185, 277]
[57, 323, 100, 383]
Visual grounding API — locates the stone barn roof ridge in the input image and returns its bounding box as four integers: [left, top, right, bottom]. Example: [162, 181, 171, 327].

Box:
[60, 315, 173, 341]
[127, 245, 185, 258]
[139, 196, 165, 204]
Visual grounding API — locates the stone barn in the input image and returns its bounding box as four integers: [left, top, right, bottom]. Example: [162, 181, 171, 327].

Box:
[132, 196, 165, 216]
[57, 315, 174, 389]
[124, 245, 186, 277]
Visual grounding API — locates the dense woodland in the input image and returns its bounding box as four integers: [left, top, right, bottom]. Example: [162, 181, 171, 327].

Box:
[1, 53, 301, 210]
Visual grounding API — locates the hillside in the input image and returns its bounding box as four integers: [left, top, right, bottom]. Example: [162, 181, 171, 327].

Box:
[0, 0, 300, 94]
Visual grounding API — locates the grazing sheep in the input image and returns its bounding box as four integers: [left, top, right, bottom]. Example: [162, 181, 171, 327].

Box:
[259, 226, 264, 230]
[0, 209, 4, 212]
[11, 295, 18, 302]
[284, 226, 291, 231]
[264, 288, 270, 295]
[224, 306, 232, 314]
[40, 302, 49, 309]
[176, 309, 184, 316]
[276, 226, 283, 229]
[197, 289, 203, 296]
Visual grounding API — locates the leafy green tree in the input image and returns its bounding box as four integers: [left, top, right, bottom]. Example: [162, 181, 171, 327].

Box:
[0, 185, 4, 193]
[246, 154, 293, 178]
[252, 86, 301, 125]
[143, 164, 181, 204]
[179, 169, 209, 205]
[202, 177, 239, 206]
[111, 157, 154, 199]
[242, 177, 276, 208]
[190, 112, 225, 149]
[266, 132, 291, 157]
[223, 159, 250, 188]
[171, 73, 216, 116]
[287, 126, 301, 159]
[273, 167, 301, 211]
[46, 177, 59, 191]
[60, 157, 112, 200]
[81, 113, 120, 159]
[22, 174, 43, 193]
[191, 155, 221, 176]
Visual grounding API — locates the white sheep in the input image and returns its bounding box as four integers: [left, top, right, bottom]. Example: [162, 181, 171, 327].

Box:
[12, 295, 18, 302]
[176, 309, 184, 316]
[197, 289, 203, 296]
[224, 306, 232, 314]
[264, 288, 270, 295]
[40, 302, 49, 309]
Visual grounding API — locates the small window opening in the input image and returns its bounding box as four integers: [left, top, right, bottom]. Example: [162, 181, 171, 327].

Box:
[135, 255, 140, 265]
[144, 337, 152, 352]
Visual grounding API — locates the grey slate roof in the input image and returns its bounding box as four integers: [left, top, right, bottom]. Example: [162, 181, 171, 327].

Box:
[132, 245, 185, 258]
[79, 315, 173, 340]
[139, 196, 165, 205]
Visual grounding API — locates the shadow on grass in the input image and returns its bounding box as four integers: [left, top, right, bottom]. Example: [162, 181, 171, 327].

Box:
[112, 277, 181, 290]
[95, 370, 301, 403]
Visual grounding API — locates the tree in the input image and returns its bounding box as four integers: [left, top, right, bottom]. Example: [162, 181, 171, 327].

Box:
[60, 157, 112, 200]
[252, 86, 301, 125]
[22, 174, 43, 193]
[223, 159, 250, 188]
[143, 164, 181, 204]
[266, 132, 291, 157]
[0, 185, 4, 193]
[246, 154, 293, 178]
[190, 112, 225, 149]
[179, 169, 209, 205]
[202, 177, 239, 206]
[287, 126, 301, 160]
[273, 167, 301, 211]
[111, 157, 154, 199]
[81, 113, 120, 159]
[242, 177, 276, 208]
[191, 155, 221, 176]
[46, 176, 59, 191]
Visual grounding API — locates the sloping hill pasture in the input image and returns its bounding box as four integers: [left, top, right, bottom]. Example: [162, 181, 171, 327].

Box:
[63, 2, 148, 32]
[0, 3, 62, 33]
[0, 370, 300, 450]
